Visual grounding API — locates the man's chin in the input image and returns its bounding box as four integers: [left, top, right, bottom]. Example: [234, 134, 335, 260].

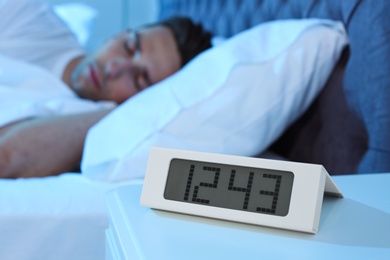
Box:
[69, 84, 89, 100]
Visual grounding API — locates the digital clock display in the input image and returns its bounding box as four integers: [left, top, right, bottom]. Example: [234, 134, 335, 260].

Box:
[164, 159, 294, 216]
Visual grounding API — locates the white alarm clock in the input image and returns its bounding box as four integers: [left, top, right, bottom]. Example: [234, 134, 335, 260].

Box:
[140, 147, 343, 234]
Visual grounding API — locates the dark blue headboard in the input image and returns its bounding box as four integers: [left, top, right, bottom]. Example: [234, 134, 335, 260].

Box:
[159, 0, 357, 37]
[158, 0, 390, 175]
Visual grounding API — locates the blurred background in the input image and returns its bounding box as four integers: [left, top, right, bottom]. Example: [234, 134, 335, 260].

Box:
[46, 0, 159, 52]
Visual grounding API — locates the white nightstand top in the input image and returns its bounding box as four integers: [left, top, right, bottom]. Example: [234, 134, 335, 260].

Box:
[105, 174, 390, 260]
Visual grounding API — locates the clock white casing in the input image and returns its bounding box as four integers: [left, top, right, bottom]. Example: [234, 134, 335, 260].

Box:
[140, 147, 343, 234]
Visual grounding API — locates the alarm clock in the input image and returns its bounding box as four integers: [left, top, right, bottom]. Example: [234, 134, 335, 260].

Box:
[140, 147, 343, 234]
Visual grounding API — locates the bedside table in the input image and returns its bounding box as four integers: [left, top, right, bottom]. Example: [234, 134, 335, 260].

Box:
[105, 174, 390, 260]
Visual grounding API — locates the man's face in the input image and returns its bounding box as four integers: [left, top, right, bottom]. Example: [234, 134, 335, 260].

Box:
[70, 25, 181, 104]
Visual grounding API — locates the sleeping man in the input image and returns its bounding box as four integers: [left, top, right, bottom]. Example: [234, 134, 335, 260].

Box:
[0, 0, 212, 178]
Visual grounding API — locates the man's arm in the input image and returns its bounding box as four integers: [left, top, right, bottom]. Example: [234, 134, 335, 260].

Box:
[0, 109, 112, 178]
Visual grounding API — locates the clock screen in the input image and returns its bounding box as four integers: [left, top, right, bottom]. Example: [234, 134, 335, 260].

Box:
[164, 159, 294, 216]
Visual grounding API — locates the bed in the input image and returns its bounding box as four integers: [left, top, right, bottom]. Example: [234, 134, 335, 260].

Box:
[1, 0, 389, 259]
[0, 174, 115, 260]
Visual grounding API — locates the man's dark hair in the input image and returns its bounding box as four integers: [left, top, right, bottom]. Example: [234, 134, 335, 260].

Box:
[158, 16, 212, 67]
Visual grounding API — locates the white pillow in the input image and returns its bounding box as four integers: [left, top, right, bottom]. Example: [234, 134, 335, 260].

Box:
[53, 3, 97, 46]
[81, 19, 348, 182]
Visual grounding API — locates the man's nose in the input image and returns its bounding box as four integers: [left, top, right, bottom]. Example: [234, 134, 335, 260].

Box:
[104, 57, 134, 79]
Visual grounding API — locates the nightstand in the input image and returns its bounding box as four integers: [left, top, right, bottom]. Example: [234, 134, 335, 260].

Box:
[105, 174, 390, 259]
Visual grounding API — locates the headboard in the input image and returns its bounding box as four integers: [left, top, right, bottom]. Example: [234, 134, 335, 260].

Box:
[158, 0, 390, 175]
[159, 0, 357, 37]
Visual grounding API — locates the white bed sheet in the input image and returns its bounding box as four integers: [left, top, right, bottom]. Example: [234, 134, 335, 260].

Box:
[0, 174, 139, 260]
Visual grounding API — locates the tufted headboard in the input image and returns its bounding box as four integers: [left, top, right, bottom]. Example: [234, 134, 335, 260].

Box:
[158, 0, 390, 175]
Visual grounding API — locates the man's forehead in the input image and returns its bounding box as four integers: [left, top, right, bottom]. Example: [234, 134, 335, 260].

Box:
[135, 24, 171, 35]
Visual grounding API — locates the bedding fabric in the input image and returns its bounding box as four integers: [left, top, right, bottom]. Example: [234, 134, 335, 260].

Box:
[53, 3, 97, 46]
[0, 0, 84, 79]
[0, 174, 120, 260]
[82, 19, 348, 182]
[0, 0, 115, 127]
[0, 54, 115, 128]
